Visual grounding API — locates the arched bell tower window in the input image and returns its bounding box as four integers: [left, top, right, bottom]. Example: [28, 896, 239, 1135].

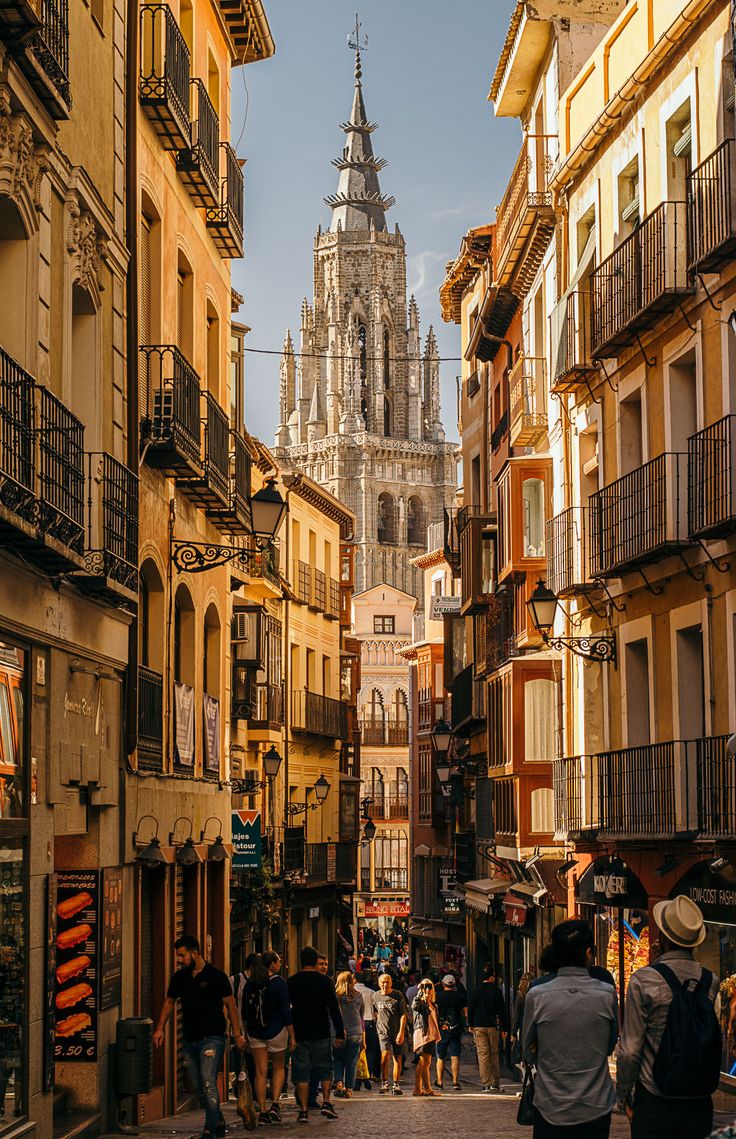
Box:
[383, 326, 390, 389]
[377, 492, 396, 544]
[358, 323, 367, 381]
[383, 395, 392, 437]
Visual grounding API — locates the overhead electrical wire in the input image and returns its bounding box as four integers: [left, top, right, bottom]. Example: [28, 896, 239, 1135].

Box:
[243, 346, 463, 363]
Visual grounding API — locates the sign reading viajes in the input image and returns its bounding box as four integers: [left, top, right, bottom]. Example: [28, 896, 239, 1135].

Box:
[429, 596, 461, 619]
[232, 810, 261, 868]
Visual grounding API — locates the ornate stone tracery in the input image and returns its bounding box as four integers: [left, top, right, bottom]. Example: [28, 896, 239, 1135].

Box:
[65, 192, 109, 305]
[0, 87, 48, 234]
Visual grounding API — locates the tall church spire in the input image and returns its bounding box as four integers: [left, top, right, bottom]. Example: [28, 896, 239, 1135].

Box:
[324, 30, 395, 232]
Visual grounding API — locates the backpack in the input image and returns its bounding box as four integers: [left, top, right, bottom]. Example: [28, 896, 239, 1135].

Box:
[243, 978, 269, 1034]
[650, 962, 721, 1098]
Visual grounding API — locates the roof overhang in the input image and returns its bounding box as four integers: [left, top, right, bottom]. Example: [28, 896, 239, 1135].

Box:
[465, 287, 519, 363]
[439, 226, 493, 324]
[219, 0, 275, 66]
[489, 4, 551, 118]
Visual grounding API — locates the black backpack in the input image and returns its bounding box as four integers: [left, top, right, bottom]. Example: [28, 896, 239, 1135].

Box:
[650, 962, 721, 1098]
[243, 978, 269, 1034]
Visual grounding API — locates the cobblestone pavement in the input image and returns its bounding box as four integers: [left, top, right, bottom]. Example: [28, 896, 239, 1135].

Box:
[101, 1045, 655, 1139]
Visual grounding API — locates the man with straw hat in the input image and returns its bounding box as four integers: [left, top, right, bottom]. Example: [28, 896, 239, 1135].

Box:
[617, 895, 720, 1139]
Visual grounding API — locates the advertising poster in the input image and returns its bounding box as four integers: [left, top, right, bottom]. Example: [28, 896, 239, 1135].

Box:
[203, 694, 221, 775]
[232, 810, 261, 868]
[100, 869, 122, 1010]
[44, 875, 57, 1092]
[174, 682, 195, 766]
[54, 872, 99, 1062]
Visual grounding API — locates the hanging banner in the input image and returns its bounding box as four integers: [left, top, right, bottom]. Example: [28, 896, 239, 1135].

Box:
[203, 694, 221, 775]
[232, 810, 261, 868]
[54, 872, 99, 1062]
[100, 868, 123, 1010]
[174, 682, 195, 767]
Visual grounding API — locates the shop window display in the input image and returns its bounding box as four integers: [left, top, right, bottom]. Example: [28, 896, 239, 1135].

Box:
[699, 925, 736, 1081]
[0, 847, 24, 1120]
[0, 645, 24, 818]
[593, 908, 650, 995]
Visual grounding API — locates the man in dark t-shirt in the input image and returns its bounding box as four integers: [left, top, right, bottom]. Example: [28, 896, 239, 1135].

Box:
[435, 975, 467, 1089]
[287, 944, 344, 1123]
[154, 934, 245, 1139]
[372, 973, 408, 1094]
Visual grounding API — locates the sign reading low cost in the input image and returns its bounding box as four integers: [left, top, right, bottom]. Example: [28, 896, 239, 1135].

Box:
[232, 809, 261, 868]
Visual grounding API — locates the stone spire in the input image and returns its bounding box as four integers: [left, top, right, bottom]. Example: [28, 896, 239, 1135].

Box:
[324, 42, 396, 232]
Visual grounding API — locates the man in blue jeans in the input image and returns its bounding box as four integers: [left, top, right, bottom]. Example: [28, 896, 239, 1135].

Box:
[154, 934, 246, 1139]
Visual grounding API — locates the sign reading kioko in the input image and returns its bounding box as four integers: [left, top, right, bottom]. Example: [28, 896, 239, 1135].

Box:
[576, 856, 648, 909]
[430, 596, 462, 619]
[232, 810, 261, 868]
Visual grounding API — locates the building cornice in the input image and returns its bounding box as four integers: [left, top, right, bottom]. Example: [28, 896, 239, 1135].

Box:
[439, 225, 493, 324]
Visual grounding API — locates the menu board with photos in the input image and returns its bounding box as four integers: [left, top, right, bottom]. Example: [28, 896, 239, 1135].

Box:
[54, 872, 99, 1061]
[100, 868, 122, 1010]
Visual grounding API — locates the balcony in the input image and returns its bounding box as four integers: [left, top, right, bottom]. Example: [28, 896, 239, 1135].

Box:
[312, 569, 327, 612]
[325, 578, 340, 620]
[590, 453, 687, 577]
[696, 735, 735, 838]
[451, 664, 486, 731]
[139, 345, 201, 476]
[206, 143, 244, 258]
[551, 290, 597, 395]
[418, 691, 445, 733]
[138, 666, 164, 772]
[306, 841, 356, 884]
[250, 681, 284, 729]
[473, 589, 514, 677]
[360, 718, 408, 747]
[553, 756, 596, 841]
[76, 453, 139, 604]
[373, 793, 409, 820]
[292, 691, 349, 741]
[509, 355, 547, 448]
[493, 779, 518, 840]
[178, 392, 230, 508]
[139, 3, 190, 150]
[495, 134, 556, 299]
[597, 742, 679, 840]
[247, 540, 280, 591]
[443, 506, 460, 576]
[18, 0, 70, 117]
[590, 201, 691, 358]
[688, 416, 736, 540]
[546, 507, 591, 597]
[0, 346, 37, 541]
[0, 0, 41, 37]
[177, 78, 220, 207]
[293, 559, 312, 604]
[688, 139, 736, 273]
[207, 430, 252, 535]
[37, 386, 85, 568]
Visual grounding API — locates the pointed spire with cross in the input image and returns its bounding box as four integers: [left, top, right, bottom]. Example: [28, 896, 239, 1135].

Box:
[347, 12, 367, 84]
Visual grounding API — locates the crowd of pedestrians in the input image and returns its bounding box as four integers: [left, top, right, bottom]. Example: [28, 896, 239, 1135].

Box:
[153, 897, 735, 1139]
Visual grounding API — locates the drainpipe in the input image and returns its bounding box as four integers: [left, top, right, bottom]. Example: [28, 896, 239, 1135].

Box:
[125, 0, 139, 761]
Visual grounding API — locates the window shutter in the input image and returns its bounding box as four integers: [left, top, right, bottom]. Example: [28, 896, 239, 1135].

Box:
[176, 271, 184, 349]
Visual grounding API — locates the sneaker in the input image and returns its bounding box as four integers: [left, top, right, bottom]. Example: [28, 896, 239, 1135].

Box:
[481, 1085, 491, 1093]
[452, 1082, 462, 1090]
[489, 1084, 502, 1093]
[392, 1084, 403, 1096]
[258, 1112, 271, 1127]
[380, 1081, 389, 1095]
[267, 1104, 282, 1124]
[297, 1110, 309, 1124]
[321, 1102, 338, 1120]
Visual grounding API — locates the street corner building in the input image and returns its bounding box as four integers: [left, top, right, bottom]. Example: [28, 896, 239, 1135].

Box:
[0, 0, 275, 1132]
[425, 0, 736, 1110]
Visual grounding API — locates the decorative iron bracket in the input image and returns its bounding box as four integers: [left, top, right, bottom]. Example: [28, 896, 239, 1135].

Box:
[171, 537, 268, 574]
[544, 633, 616, 665]
[591, 577, 626, 613]
[634, 332, 656, 368]
[696, 273, 719, 312]
[286, 800, 321, 817]
[690, 538, 729, 574]
[631, 564, 663, 595]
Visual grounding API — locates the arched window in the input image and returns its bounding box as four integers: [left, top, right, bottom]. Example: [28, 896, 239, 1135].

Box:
[383, 395, 392, 437]
[139, 559, 165, 672]
[206, 298, 220, 399]
[358, 323, 367, 381]
[363, 688, 385, 745]
[383, 326, 390, 389]
[176, 250, 194, 361]
[377, 492, 396, 544]
[203, 602, 221, 698]
[71, 283, 99, 447]
[389, 690, 408, 744]
[522, 477, 545, 557]
[0, 198, 29, 364]
[173, 584, 195, 686]
[407, 495, 426, 546]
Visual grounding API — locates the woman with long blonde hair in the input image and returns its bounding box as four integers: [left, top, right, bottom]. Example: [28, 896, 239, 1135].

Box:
[333, 970, 365, 1097]
[411, 979, 441, 1096]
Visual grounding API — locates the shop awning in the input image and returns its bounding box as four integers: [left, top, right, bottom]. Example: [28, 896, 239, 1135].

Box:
[462, 877, 513, 914]
[577, 856, 648, 910]
[506, 882, 549, 906]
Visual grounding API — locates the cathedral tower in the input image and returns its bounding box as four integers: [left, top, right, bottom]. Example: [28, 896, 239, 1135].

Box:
[274, 40, 457, 605]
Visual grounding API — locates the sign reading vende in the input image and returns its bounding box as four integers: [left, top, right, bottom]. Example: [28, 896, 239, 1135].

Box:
[232, 809, 261, 868]
[430, 596, 462, 619]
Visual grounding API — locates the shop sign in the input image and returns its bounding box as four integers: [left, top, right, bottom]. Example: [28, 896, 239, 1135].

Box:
[232, 810, 261, 868]
[577, 856, 648, 909]
[503, 891, 529, 927]
[442, 895, 462, 918]
[308, 906, 320, 920]
[44, 875, 57, 1091]
[438, 866, 458, 895]
[364, 900, 411, 917]
[100, 868, 122, 1010]
[669, 861, 736, 923]
[430, 596, 461, 619]
[54, 871, 100, 1062]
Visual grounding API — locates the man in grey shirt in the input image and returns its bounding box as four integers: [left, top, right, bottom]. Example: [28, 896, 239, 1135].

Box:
[523, 919, 618, 1138]
[616, 896, 718, 1139]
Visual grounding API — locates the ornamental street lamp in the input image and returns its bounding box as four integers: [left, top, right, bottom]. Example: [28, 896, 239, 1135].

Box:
[527, 579, 616, 664]
[231, 744, 283, 795]
[171, 477, 287, 574]
[286, 775, 331, 818]
[431, 717, 453, 754]
[361, 817, 377, 845]
[251, 477, 288, 541]
[435, 757, 451, 788]
[133, 814, 168, 868]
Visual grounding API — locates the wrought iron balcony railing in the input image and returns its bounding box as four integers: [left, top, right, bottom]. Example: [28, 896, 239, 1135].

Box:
[688, 139, 736, 272]
[292, 690, 349, 741]
[372, 793, 409, 820]
[138, 665, 164, 771]
[688, 415, 736, 539]
[139, 345, 202, 475]
[597, 741, 678, 840]
[250, 681, 284, 727]
[551, 289, 597, 394]
[37, 386, 85, 557]
[206, 143, 244, 258]
[80, 452, 139, 600]
[208, 429, 252, 535]
[23, 0, 70, 115]
[546, 506, 592, 597]
[696, 735, 735, 838]
[591, 201, 692, 358]
[443, 506, 460, 576]
[293, 559, 312, 604]
[553, 755, 597, 840]
[589, 452, 687, 577]
[0, 345, 36, 530]
[495, 134, 557, 297]
[178, 391, 230, 508]
[490, 409, 508, 453]
[139, 3, 191, 148]
[509, 354, 548, 447]
[177, 78, 220, 207]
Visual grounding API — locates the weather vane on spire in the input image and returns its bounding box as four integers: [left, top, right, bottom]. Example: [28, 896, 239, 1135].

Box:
[347, 12, 368, 82]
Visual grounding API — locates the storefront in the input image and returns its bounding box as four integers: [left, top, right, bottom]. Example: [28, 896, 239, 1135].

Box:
[356, 898, 410, 948]
[668, 861, 736, 1087]
[576, 856, 650, 1013]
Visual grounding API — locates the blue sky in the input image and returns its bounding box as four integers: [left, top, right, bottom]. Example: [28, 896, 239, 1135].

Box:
[232, 0, 519, 445]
